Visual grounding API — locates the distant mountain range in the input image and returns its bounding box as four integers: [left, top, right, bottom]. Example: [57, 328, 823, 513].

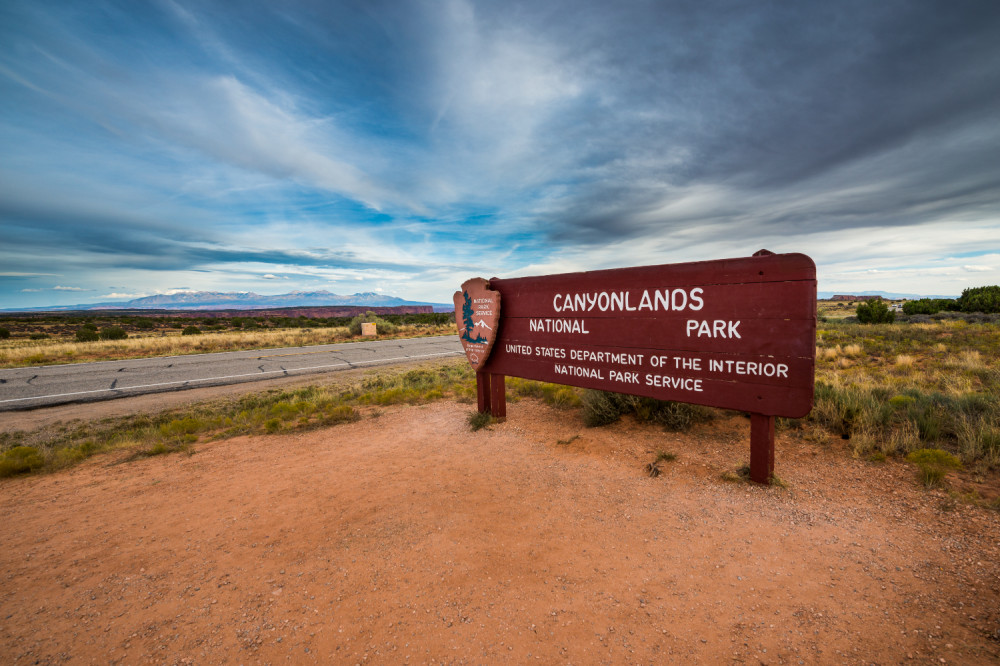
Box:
[6, 288, 962, 313]
[5, 290, 452, 312]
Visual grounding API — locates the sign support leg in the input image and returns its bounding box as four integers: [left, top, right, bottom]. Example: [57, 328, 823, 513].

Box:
[476, 372, 491, 414]
[490, 374, 506, 419]
[750, 413, 775, 485]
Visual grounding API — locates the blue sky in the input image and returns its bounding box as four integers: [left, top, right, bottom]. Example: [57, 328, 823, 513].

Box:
[2, 0, 999, 309]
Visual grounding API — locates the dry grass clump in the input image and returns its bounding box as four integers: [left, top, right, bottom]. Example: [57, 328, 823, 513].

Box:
[818, 345, 841, 360]
[948, 350, 984, 370]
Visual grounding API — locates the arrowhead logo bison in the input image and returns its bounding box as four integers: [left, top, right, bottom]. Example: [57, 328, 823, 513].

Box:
[453, 278, 501, 372]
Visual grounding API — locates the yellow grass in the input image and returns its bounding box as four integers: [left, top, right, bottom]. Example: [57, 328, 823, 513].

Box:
[0, 324, 453, 368]
[842, 343, 863, 357]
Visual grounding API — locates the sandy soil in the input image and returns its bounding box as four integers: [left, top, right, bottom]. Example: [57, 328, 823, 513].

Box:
[1, 399, 999, 665]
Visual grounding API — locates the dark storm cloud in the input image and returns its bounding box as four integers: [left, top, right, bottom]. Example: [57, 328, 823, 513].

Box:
[475, 0, 1000, 243]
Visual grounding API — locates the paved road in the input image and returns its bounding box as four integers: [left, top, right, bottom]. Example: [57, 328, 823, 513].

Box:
[0, 335, 464, 411]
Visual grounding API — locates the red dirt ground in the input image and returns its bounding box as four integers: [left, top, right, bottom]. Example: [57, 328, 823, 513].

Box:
[2, 399, 999, 664]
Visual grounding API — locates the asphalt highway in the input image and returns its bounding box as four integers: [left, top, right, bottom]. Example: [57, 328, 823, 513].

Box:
[0, 335, 464, 411]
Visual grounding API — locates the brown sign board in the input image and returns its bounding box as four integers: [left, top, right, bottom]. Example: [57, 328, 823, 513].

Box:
[479, 252, 816, 418]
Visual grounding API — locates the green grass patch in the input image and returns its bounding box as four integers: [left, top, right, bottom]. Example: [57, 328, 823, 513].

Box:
[467, 411, 496, 431]
[507, 377, 581, 408]
[906, 448, 962, 488]
[0, 446, 45, 477]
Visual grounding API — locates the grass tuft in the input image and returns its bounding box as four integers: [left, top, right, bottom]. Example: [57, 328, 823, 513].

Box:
[906, 448, 962, 488]
[0, 446, 45, 477]
[467, 411, 496, 432]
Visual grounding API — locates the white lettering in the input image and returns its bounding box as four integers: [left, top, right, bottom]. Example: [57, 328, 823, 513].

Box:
[644, 374, 704, 392]
[687, 320, 742, 338]
[638, 290, 653, 311]
[690, 287, 704, 311]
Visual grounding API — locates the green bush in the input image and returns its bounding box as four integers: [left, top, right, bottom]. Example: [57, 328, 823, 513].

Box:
[134, 319, 155, 330]
[856, 298, 895, 324]
[0, 327, 10, 339]
[956, 285, 1000, 313]
[581, 390, 709, 430]
[581, 390, 627, 426]
[348, 311, 399, 336]
[75, 328, 99, 342]
[29, 332, 49, 340]
[0, 446, 45, 477]
[99, 326, 128, 340]
[906, 448, 962, 488]
[902, 298, 955, 315]
[467, 411, 496, 431]
[182, 325, 201, 336]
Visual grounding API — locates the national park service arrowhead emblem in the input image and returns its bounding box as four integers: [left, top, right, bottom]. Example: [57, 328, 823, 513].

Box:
[453, 277, 501, 372]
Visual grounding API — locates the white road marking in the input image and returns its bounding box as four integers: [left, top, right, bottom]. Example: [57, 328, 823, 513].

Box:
[0, 351, 463, 405]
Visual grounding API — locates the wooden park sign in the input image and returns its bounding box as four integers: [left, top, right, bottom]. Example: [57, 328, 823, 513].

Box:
[453, 250, 817, 485]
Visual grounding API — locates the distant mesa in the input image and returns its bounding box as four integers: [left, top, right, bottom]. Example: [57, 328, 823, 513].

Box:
[830, 294, 882, 301]
[817, 290, 957, 301]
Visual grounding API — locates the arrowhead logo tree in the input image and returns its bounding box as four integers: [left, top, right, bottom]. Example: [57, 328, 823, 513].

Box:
[453, 277, 501, 371]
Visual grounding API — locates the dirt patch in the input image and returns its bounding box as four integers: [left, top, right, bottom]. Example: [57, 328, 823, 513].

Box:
[1, 400, 998, 664]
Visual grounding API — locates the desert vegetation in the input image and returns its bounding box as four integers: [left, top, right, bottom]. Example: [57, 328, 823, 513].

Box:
[0, 312, 454, 368]
[808, 320, 999, 475]
[2, 308, 998, 504]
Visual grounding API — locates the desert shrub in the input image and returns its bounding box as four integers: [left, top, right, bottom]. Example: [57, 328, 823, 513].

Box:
[0, 446, 45, 477]
[99, 326, 128, 341]
[134, 319, 155, 330]
[29, 332, 49, 340]
[906, 448, 962, 488]
[348, 311, 399, 336]
[75, 327, 99, 342]
[320, 405, 359, 426]
[856, 298, 895, 324]
[903, 298, 955, 315]
[581, 390, 627, 426]
[181, 325, 201, 336]
[507, 378, 581, 408]
[159, 417, 203, 439]
[0, 327, 10, 339]
[956, 285, 1000, 313]
[582, 390, 710, 430]
[467, 411, 496, 431]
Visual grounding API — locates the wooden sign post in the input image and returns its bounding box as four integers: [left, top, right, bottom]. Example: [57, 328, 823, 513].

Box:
[456, 251, 816, 485]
